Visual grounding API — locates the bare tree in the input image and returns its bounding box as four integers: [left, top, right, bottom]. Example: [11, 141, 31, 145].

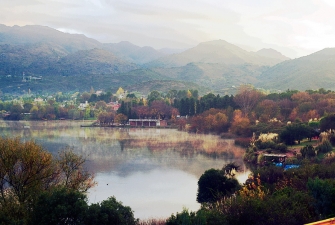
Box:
[234, 85, 264, 117]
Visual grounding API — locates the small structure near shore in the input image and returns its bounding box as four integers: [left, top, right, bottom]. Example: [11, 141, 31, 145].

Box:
[263, 154, 287, 163]
[129, 119, 167, 127]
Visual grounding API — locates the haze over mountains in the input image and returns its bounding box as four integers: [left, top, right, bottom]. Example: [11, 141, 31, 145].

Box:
[0, 24, 334, 95]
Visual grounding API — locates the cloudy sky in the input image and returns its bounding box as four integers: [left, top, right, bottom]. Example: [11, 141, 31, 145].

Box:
[2, 0, 335, 58]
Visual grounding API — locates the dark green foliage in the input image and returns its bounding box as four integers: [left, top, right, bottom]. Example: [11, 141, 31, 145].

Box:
[85, 196, 137, 225]
[320, 114, 335, 132]
[279, 123, 315, 145]
[252, 166, 284, 187]
[317, 140, 333, 154]
[31, 188, 87, 225]
[4, 104, 23, 120]
[31, 191, 137, 225]
[301, 145, 316, 158]
[255, 140, 276, 149]
[210, 187, 315, 225]
[275, 143, 288, 152]
[174, 93, 235, 116]
[223, 163, 240, 177]
[166, 209, 206, 225]
[197, 169, 240, 203]
[307, 178, 335, 219]
[251, 122, 285, 136]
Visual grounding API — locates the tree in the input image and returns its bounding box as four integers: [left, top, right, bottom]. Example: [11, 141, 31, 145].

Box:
[0, 137, 95, 222]
[80, 92, 91, 102]
[223, 163, 240, 178]
[230, 110, 251, 136]
[0, 137, 57, 221]
[115, 113, 128, 125]
[31, 188, 88, 225]
[166, 208, 206, 225]
[32, 190, 138, 225]
[23, 102, 33, 113]
[255, 99, 279, 122]
[5, 104, 23, 120]
[150, 100, 174, 119]
[320, 114, 335, 132]
[197, 168, 240, 203]
[116, 87, 125, 97]
[57, 148, 96, 192]
[147, 90, 162, 105]
[280, 123, 315, 145]
[307, 178, 335, 219]
[95, 101, 107, 110]
[86, 196, 137, 225]
[300, 145, 316, 158]
[234, 85, 264, 117]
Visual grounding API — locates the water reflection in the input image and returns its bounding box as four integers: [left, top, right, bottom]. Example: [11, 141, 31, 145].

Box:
[0, 121, 249, 219]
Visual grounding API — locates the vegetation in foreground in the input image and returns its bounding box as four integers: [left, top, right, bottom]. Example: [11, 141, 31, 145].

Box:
[0, 137, 137, 225]
[1, 132, 335, 224]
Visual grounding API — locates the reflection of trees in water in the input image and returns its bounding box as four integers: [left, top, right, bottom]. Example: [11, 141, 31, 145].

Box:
[0, 121, 248, 177]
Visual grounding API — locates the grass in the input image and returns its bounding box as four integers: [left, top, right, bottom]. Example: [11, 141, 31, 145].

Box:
[287, 139, 318, 149]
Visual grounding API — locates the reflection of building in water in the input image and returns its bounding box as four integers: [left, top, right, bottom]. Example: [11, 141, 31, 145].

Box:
[129, 119, 167, 127]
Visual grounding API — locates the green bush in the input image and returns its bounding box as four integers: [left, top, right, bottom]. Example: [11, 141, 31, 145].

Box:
[197, 169, 240, 203]
[317, 140, 333, 154]
[301, 145, 316, 158]
[166, 209, 206, 225]
[275, 143, 288, 152]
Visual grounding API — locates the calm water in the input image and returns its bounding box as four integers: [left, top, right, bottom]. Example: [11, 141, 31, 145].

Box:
[0, 120, 249, 219]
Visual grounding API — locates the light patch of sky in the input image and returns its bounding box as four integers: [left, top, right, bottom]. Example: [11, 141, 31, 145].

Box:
[2, 0, 335, 57]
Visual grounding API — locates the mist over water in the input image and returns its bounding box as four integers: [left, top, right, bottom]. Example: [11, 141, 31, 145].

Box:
[0, 120, 249, 219]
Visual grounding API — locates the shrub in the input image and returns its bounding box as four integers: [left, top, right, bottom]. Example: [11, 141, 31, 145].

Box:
[301, 145, 316, 158]
[317, 140, 333, 154]
[166, 209, 206, 225]
[275, 143, 288, 152]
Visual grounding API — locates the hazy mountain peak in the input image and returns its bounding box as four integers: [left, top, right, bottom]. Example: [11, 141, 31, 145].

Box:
[147, 39, 288, 68]
[256, 48, 290, 61]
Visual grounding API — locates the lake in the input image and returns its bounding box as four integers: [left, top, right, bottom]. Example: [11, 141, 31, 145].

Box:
[0, 120, 249, 219]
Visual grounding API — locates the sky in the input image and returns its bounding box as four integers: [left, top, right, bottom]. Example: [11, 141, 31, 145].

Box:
[2, 0, 335, 58]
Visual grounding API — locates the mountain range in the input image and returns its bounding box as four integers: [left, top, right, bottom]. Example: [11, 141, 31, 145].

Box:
[0, 24, 334, 96]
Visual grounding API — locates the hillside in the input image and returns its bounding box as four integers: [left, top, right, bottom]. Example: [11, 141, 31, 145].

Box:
[0, 68, 209, 96]
[152, 62, 265, 95]
[3, 24, 335, 95]
[51, 48, 138, 75]
[0, 24, 168, 65]
[257, 48, 335, 91]
[126, 80, 210, 96]
[255, 48, 290, 62]
[0, 24, 101, 53]
[104, 41, 167, 64]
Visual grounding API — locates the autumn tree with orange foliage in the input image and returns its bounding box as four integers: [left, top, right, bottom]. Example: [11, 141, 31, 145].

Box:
[230, 110, 251, 136]
[189, 109, 229, 133]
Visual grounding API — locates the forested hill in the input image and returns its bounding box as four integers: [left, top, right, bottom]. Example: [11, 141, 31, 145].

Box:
[257, 48, 335, 91]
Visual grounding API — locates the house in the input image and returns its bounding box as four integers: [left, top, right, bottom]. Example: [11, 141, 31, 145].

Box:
[34, 98, 44, 103]
[78, 101, 89, 110]
[107, 101, 121, 111]
[129, 119, 167, 127]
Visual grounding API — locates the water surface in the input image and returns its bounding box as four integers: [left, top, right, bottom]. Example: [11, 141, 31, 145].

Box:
[0, 120, 249, 219]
